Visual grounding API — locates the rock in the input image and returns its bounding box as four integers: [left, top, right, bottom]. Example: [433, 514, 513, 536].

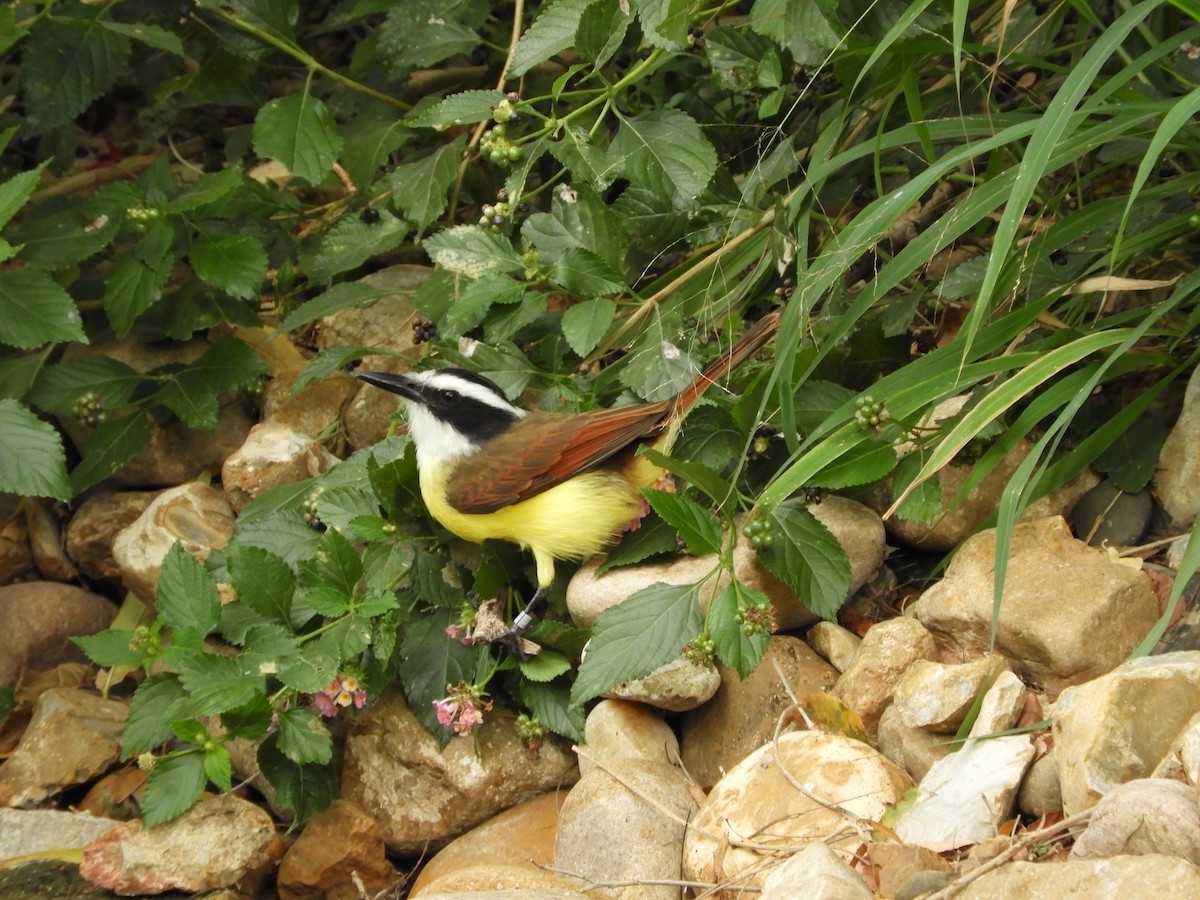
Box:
[0, 582, 117, 686]
[277, 799, 399, 900]
[580, 700, 679, 777]
[878, 432, 1098, 551]
[554, 757, 697, 900]
[1053, 652, 1200, 814]
[111, 482, 235, 605]
[25, 500, 78, 582]
[895, 734, 1036, 850]
[1168, 533, 1192, 571]
[831, 616, 937, 734]
[417, 866, 598, 896]
[221, 421, 339, 513]
[969, 669, 1028, 735]
[1018, 750, 1063, 818]
[805, 620, 861, 672]
[1072, 480, 1153, 546]
[957, 854, 1200, 899]
[410, 791, 566, 896]
[891, 655, 1010, 733]
[894, 869, 952, 900]
[867, 843, 955, 900]
[876, 703, 951, 783]
[0, 688, 127, 807]
[603, 652, 720, 711]
[683, 731, 912, 896]
[80, 793, 284, 895]
[913, 517, 1159, 692]
[759, 841, 873, 900]
[1069, 779, 1200, 864]
[0, 809, 121, 860]
[339, 690, 578, 853]
[0, 513, 34, 584]
[567, 496, 885, 631]
[681, 636, 839, 789]
[59, 334, 256, 488]
[65, 491, 159, 581]
[1179, 717, 1200, 790]
[1157, 363, 1200, 526]
[77, 765, 148, 821]
[263, 367, 359, 441]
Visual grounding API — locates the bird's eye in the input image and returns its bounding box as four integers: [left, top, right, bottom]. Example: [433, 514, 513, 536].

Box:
[439, 389, 459, 403]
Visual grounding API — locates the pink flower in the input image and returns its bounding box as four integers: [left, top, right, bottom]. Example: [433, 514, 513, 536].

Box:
[311, 673, 368, 718]
[432, 682, 493, 737]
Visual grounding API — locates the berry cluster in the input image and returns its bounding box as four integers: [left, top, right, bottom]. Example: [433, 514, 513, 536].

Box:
[480, 124, 522, 167]
[773, 276, 795, 300]
[515, 713, 547, 753]
[854, 395, 890, 432]
[742, 515, 776, 550]
[302, 488, 322, 527]
[478, 200, 510, 228]
[684, 633, 716, 665]
[412, 317, 437, 344]
[738, 597, 776, 636]
[687, 25, 706, 52]
[124, 206, 161, 234]
[73, 391, 107, 427]
[492, 95, 520, 124]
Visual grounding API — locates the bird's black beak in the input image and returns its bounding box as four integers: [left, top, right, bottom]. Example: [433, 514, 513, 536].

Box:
[356, 371, 422, 402]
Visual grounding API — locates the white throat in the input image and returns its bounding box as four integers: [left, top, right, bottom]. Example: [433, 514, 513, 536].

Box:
[403, 401, 480, 468]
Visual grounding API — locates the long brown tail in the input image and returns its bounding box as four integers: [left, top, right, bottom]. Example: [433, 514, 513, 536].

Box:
[670, 309, 782, 418]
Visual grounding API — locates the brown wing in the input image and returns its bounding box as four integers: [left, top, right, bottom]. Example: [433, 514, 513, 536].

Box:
[446, 402, 672, 514]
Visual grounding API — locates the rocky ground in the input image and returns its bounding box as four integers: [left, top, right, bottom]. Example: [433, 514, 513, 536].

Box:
[1, 267, 1199, 898]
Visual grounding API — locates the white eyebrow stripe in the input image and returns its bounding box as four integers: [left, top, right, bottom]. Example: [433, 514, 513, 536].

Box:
[411, 369, 525, 417]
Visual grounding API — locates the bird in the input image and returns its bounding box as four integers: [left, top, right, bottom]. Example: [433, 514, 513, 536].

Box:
[357, 309, 782, 646]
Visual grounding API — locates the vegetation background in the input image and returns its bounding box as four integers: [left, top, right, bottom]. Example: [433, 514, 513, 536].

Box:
[0, 0, 1197, 824]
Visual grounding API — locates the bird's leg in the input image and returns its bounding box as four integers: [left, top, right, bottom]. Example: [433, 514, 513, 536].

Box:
[494, 585, 548, 657]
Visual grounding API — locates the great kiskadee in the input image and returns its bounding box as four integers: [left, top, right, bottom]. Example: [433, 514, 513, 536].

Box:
[357, 310, 781, 643]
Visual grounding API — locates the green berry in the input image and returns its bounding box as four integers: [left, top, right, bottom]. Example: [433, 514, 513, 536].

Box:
[506, 145, 522, 161]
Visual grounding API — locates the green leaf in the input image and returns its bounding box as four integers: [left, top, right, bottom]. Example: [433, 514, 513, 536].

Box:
[0, 269, 86, 349]
[708, 581, 770, 679]
[0, 161, 49, 233]
[757, 500, 851, 621]
[636, 0, 688, 49]
[441, 274, 526, 337]
[225, 544, 296, 625]
[518, 649, 572, 683]
[1092, 415, 1166, 493]
[292, 344, 379, 394]
[314, 484, 381, 535]
[300, 585, 351, 617]
[141, 752, 207, 825]
[29, 356, 144, 416]
[551, 247, 627, 296]
[169, 670, 265, 720]
[121, 674, 185, 757]
[519, 679, 585, 743]
[576, 0, 633, 67]
[279, 283, 390, 334]
[156, 543, 222, 636]
[749, 0, 843, 66]
[258, 732, 338, 823]
[303, 210, 410, 283]
[395, 606, 479, 741]
[389, 134, 467, 230]
[638, 446, 736, 507]
[0, 9, 28, 56]
[24, 16, 130, 131]
[643, 488, 722, 555]
[423, 226, 523, 277]
[69, 412, 153, 495]
[252, 92, 343, 185]
[97, 21, 185, 55]
[406, 90, 505, 128]
[570, 583, 702, 706]
[153, 338, 266, 430]
[0, 400, 71, 499]
[203, 744, 233, 793]
[299, 527, 362, 596]
[509, 0, 597, 76]
[276, 707, 333, 765]
[166, 167, 244, 214]
[610, 109, 718, 209]
[190, 232, 268, 300]
[72, 629, 147, 669]
[595, 514, 679, 574]
[618, 311, 699, 401]
[379, 2, 483, 75]
[104, 221, 175, 336]
[809, 438, 898, 490]
[561, 298, 615, 357]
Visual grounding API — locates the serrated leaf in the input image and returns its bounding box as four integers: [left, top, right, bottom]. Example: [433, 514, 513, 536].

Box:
[233, 512, 324, 569]
[153, 338, 266, 430]
[708, 581, 770, 679]
[157, 544, 222, 635]
[610, 109, 717, 209]
[252, 92, 343, 185]
[98, 21, 185, 55]
[636, 0, 688, 49]
[303, 210, 410, 283]
[277, 650, 339, 693]
[0, 399, 72, 500]
[141, 752, 207, 825]
[190, 232, 268, 300]
[561, 298, 615, 357]
[203, 744, 233, 792]
[277, 707, 333, 765]
[69, 412, 153, 495]
[72, 629, 147, 669]
[226, 544, 296, 625]
[638, 446, 736, 507]
[423, 225, 523, 277]
[0, 161, 49, 232]
[166, 167, 244, 214]
[0, 269, 87, 349]
[300, 527, 363, 595]
[258, 732, 338, 823]
[24, 16, 130, 131]
[618, 311, 699, 401]
[576, 0, 633, 67]
[570, 583, 702, 706]
[121, 674, 185, 757]
[406, 90, 505, 128]
[551, 247, 627, 296]
[378, 3, 482, 75]
[749, 0, 843, 66]
[510, 0, 597, 76]
[441, 274, 526, 337]
[314, 484, 381, 535]
[0, 9, 28, 56]
[595, 515, 679, 574]
[292, 344, 380, 394]
[395, 606, 478, 742]
[892, 450, 943, 525]
[29, 356, 144, 416]
[519, 679, 585, 742]
[758, 500, 851, 621]
[301, 585, 351, 617]
[169, 671, 265, 720]
[809, 438, 898, 490]
[518, 649, 572, 683]
[279, 283, 389, 334]
[389, 134, 466, 230]
[105, 221, 175, 336]
[1093, 415, 1166, 493]
[643, 488, 722, 555]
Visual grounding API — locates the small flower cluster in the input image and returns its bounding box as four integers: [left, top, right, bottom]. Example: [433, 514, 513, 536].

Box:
[432, 681, 493, 737]
[73, 391, 107, 428]
[738, 597, 776, 636]
[312, 673, 367, 717]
